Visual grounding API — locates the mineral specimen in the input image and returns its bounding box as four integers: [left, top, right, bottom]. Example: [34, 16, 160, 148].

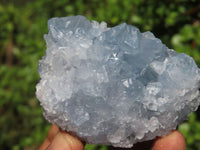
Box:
[36, 15, 200, 148]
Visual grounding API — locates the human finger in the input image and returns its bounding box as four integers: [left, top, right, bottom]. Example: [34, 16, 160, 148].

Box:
[39, 124, 60, 150]
[46, 131, 84, 150]
[152, 130, 186, 150]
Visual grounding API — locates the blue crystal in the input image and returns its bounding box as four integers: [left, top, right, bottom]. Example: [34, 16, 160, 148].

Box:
[36, 15, 200, 148]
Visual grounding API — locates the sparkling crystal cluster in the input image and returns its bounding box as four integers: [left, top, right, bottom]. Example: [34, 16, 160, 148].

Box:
[36, 15, 200, 147]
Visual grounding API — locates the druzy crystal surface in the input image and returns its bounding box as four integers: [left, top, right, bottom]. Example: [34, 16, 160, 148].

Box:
[36, 15, 200, 148]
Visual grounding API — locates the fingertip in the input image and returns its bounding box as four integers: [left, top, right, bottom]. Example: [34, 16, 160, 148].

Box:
[39, 125, 59, 150]
[47, 124, 60, 142]
[48, 131, 84, 150]
[152, 130, 186, 150]
[60, 131, 84, 150]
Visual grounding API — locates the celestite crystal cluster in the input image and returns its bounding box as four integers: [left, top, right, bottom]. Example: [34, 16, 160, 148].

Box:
[36, 15, 200, 148]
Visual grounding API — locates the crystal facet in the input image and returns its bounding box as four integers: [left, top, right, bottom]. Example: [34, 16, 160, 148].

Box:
[36, 15, 200, 148]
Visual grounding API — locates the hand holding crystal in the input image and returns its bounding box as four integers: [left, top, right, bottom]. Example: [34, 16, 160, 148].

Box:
[40, 125, 186, 150]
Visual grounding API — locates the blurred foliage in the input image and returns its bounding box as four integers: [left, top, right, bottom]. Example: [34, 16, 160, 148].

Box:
[179, 113, 200, 150]
[0, 0, 200, 149]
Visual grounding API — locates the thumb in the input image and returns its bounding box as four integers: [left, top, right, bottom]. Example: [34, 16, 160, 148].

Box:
[47, 131, 83, 150]
[152, 130, 186, 150]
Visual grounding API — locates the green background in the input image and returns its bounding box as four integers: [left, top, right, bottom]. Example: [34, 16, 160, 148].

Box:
[0, 0, 200, 149]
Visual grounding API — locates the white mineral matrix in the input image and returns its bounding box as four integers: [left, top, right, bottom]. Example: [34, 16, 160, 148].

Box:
[36, 15, 200, 148]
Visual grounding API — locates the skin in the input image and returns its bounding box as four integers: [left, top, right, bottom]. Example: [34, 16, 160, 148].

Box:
[40, 124, 186, 150]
